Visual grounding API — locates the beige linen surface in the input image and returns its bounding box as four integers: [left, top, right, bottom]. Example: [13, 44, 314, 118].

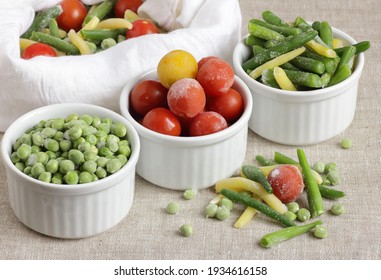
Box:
[0, 0, 380, 260]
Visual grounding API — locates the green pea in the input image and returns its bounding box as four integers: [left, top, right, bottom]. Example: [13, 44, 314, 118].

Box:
[31, 145, 41, 154]
[340, 138, 352, 149]
[82, 160, 97, 174]
[92, 116, 101, 128]
[45, 151, 57, 160]
[72, 137, 86, 149]
[36, 152, 49, 165]
[46, 159, 59, 173]
[10, 152, 21, 164]
[283, 211, 297, 221]
[85, 134, 98, 145]
[324, 162, 337, 173]
[204, 203, 218, 218]
[31, 162, 45, 178]
[19, 133, 32, 145]
[15, 162, 25, 172]
[23, 166, 32, 176]
[91, 174, 99, 182]
[53, 131, 64, 141]
[68, 126, 82, 140]
[81, 125, 97, 137]
[64, 171, 79, 184]
[32, 131, 44, 146]
[111, 122, 127, 138]
[95, 167, 107, 179]
[51, 173, 63, 184]
[84, 151, 98, 161]
[26, 154, 38, 166]
[65, 113, 79, 123]
[312, 161, 325, 174]
[102, 118, 113, 126]
[118, 144, 131, 157]
[99, 146, 113, 157]
[116, 154, 127, 166]
[98, 122, 110, 134]
[297, 208, 311, 222]
[180, 224, 193, 237]
[59, 159, 75, 174]
[96, 157, 109, 168]
[327, 170, 340, 185]
[51, 118, 65, 131]
[13, 139, 22, 151]
[166, 202, 180, 214]
[314, 224, 328, 238]
[77, 141, 91, 152]
[68, 149, 84, 165]
[41, 127, 57, 138]
[216, 206, 231, 221]
[79, 171, 93, 184]
[106, 139, 119, 153]
[35, 120, 46, 129]
[183, 189, 197, 200]
[59, 139, 72, 152]
[80, 114, 93, 125]
[330, 203, 345, 215]
[106, 158, 122, 174]
[44, 138, 59, 152]
[286, 202, 300, 213]
[16, 144, 32, 160]
[219, 197, 233, 210]
[38, 172, 52, 183]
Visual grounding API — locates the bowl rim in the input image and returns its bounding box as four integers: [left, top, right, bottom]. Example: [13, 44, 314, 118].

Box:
[119, 69, 253, 147]
[233, 25, 365, 100]
[1, 103, 141, 194]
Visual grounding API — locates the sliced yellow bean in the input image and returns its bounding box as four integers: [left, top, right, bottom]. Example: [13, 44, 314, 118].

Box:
[124, 9, 140, 22]
[209, 194, 224, 204]
[215, 177, 287, 213]
[234, 206, 258, 229]
[273, 66, 297, 91]
[68, 30, 91, 55]
[333, 38, 344, 49]
[20, 38, 36, 51]
[249, 46, 306, 79]
[306, 40, 337, 58]
[96, 18, 133, 30]
[78, 16, 100, 37]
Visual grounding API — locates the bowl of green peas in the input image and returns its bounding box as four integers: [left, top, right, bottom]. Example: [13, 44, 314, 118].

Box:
[1, 103, 140, 239]
[233, 12, 369, 145]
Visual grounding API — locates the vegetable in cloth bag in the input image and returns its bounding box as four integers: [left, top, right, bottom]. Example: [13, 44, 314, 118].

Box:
[0, 0, 241, 131]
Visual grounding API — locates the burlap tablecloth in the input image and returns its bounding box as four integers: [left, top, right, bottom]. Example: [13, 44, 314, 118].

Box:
[1, 0, 380, 260]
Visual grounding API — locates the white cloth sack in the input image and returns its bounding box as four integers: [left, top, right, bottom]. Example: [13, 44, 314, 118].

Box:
[0, 0, 242, 132]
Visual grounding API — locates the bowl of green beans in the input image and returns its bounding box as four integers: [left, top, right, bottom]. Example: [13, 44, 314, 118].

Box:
[233, 14, 368, 145]
[1, 103, 140, 238]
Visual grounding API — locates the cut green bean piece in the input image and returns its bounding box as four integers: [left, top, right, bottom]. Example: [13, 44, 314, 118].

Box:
[335, 41, 371, 56]
[248, 22, 285, 41]
[262, 10, 289, 27]
[30, 32, 80, 55]
[319, 21, 333, 48]
[83, 0, 116, 25]
[261, 69, 280, 89]
[48, 18, 60, 38]
[255, 155, 277, 166]
[250, 19, 301, 37]
[80, 29, 127, 41]
[335, 45, 356, 72]
[318, 185, 345, 199]
[246, 35, 266, 47]
[328, 64, 352, 86]
[283, 69, 322, 88]
[290, 56, 325, 75]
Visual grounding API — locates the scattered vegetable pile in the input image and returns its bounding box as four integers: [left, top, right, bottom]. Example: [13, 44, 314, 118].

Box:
[20, 0, 159, 58]
[129, 50, 244, 137]
[242, 11, 370, 90]
[10, 113, 132, 185]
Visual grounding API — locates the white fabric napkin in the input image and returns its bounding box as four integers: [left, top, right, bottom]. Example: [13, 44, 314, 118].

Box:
[0, 0, 242, 132]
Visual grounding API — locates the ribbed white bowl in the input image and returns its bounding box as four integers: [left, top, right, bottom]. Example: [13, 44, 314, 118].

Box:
[120, 70, 253, 190]
[1, 103, 140, 239]
[233, 26, 365, 145]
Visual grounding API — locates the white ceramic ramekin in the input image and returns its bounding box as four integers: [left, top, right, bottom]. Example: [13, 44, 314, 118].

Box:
[233, 27, 365, 145]
[120, 69, 253, 190]
[1, 103, 140, 239]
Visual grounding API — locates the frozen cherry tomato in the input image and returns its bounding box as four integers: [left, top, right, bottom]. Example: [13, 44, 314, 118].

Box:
[130, 79, 168, 116]
[126, 19, 159, 39]
[56, 0, 87, 32]
[197, 56, 219, 69]
[196, 58, 235, 97]
[267, 165, 304, 203]
[189, 111, 228, 136]
[142, 108, 181, 136]
[114, 0, 143, 18]
[21, 43, 57, 59]
[167, 78, 206, 119]
[207, 88, 243, 122]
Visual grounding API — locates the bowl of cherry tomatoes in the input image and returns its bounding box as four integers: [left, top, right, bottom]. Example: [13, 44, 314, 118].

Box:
[120, 50, 253, 190]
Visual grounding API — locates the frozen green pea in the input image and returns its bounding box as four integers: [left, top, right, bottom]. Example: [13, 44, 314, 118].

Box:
[219, 197, 234, 210]
[35, 120, 46, 129]
[38, 172, 52, 183]
[312, 161, 325, 174]
[79, 171, 92, 184]
[83, 160, 97, 173]
[13, 139, 22, 151]
[73, 137, 86, 149]
[59, 159, 75, 174]
[327, 170, 340, 185]
[325, 162, 337, 173]
[98, 122, 110, 134]
[46, 159, 59, 173]
[41, 127, 57, 138]
[31, 163, 45, 178]
[68, 149, 84, 165]
[78, 141, 91, 152]
[68, 126, 82, 140]
[36, 152, 49, 165]
[111, 122, 127, 138]
[51, 173, 63, 184]
[15, 162, 25, 172]
[102, 118, 113, 126]
[31, 145, 41, 154]
[331, 203, 345, 215]
[118, 144, 131, 157]
[51, 118, 65, 131]
[44, 119, 54, 128]
[314, 224, 328, 238]
[216, 206, 231, 221]
[23, 166, 32, 175]
[16, 144, 32, 160]
[205, 203, 218, 218]
[32, 131, 44, 146]
[45, 151, 57, 159]
[80, 114, 93, 125]
[116, 154, 127, 166]
[96, 166, 107, 179]
[106, 139, 119, 153]
[91, 174, 99, 182]
[53, 131, 64, 141]
[340, 138, 352, 149]
[286, 202, 300, 213]
[96, 157, 109, 168]
[183, 189, 196, 200]
[180, 224, 193, 237]
[19, 133, 32, 145]
[297, 208, 311, 222]
[92, 116, 101, 128]
[10, 152, 20, 164]
[65, 113, 79, 122]
[101, 38, 117, 50]
[106, 158, 122, 174]
[26, 154, 38, 166]
[89, 144, 98, 155]
[64, 171, 79, 185]
[44, 138, 59, 152]
[166, 202, 180, 214]
[84, 151, 98, 161]
[283, 211, 297, 221]
[99, 146, 113, 157]
[59, 139, 72, 152]
[85, 134, 98, 145]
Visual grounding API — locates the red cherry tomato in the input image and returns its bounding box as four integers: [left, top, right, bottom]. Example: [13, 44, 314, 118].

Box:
[196, 58, 235, 97]
[21, 43, 57, 59]
[142, 108, 181, 136]
[114, 0, 143, 18]
[167, 78, 206, 119]
[189, 111, 228, 136]
[267, 165, 304, 203]
[56, 0, 87, 32]
[207, 88, 243, 122]
[130, 79, 168, 116]
[126, 19, 160, 39]
[197, 56, 218, 69]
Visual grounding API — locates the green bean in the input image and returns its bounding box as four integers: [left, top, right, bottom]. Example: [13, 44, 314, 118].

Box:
[255, 155, 276, 166]
[83, 0, 116, 25]
[250, 19, 301, 37]
[242, 30, 318, 72]
[246, 35, 266, 47]
[336, 46, 356, 72]
[335, 41, 371, 56]
[290, 56, 325, 75]
[297, 148, 324, 218]
[48, 18, 60, 38]
[242, 165, 273, 193]
[319, 21, 333, 48]
[318, 185, 345, 199]
[294, 17, 328, 47]
[311, 21, 321, 31]
[80, 29, 126, 41]
[320, 72, 331, 88]
[328, 64, 352, 86]
[273, 151, 298, 164]
[261, 69, 280, 89]
[302, 48, 339, 74]
[248, 22, 285, 41]
[261, 10, 289, 27]
[283, 69, 322, 88]
[30, 32, 80, 55]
